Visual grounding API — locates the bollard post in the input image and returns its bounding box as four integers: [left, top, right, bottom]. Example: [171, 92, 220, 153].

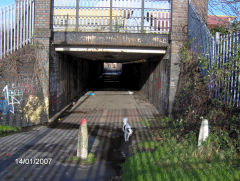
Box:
[77, 118, 88, 159]
[198, 118, 209, 147]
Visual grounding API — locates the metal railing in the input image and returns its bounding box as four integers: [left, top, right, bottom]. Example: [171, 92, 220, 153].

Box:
[53, 0, 171, 33]
[0, 0, 35, 59]
[188, 0, 240, 107]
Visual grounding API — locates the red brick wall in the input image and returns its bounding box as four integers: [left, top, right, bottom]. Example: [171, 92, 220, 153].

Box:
[33, 0, 52, 118]
[168, 0, 188, 115]
[168, 0, 208, 115]
[33, 0, 51, 47]
[171, 0, 188, 41]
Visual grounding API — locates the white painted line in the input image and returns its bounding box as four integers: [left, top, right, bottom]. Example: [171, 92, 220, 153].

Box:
[55, 47, 166, 54]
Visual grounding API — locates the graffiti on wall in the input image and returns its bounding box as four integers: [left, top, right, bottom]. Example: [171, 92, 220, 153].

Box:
[0, 83, 46, 124]
[0, 99, 10, 115]
[24, 95, 44, 124]
[3, 84, 23, 114]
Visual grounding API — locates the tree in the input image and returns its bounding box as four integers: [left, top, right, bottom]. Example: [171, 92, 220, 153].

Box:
[208, 0, 240, 32]
[208, 0, 240, 19]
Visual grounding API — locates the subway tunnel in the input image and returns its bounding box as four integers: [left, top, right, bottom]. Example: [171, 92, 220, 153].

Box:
[49, 47, 170, 120]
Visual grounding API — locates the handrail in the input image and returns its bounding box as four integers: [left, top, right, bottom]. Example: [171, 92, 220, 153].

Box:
[53, 0, 171, 34]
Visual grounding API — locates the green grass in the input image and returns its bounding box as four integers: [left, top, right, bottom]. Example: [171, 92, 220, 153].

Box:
[122, 118, 240, 181]
[0, 125, 21, 136]
[141, 119, 151, 127]
[66, 153, 96, 165]
[133, 141, 160, 153]
[87, 153, 96, 164]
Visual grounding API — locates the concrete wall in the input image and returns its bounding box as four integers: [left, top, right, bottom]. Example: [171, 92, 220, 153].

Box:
[53, 32, 169, 48]
[49, 50, 103, 118]
[122, 54, 170, 115]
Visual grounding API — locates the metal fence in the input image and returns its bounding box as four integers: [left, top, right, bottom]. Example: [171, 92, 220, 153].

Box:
[53, 0, 171, 33]
[213, 32, 240, 107]
[0, 0, 35, 59]
[188, 0, 240, 107]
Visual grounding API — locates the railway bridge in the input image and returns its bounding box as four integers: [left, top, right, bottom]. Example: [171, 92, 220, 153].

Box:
[0, 0, 208, 126]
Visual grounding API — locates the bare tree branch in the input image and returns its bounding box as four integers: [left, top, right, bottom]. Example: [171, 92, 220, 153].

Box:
[209, 0, 240, 19]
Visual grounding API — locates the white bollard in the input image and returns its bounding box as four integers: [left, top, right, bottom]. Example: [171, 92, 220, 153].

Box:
[77, 118, 88, 159]
[198, 118, 209, 147]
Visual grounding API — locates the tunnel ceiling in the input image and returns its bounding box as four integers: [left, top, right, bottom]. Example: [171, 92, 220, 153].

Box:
[63, 51, 162, 62]
[55, 47, 166, 62]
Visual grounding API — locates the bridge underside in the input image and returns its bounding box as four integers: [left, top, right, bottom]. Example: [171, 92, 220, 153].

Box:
[55, 47, 166, 62]
[53, 32, 169, 62]
[50, 32, 170, 121]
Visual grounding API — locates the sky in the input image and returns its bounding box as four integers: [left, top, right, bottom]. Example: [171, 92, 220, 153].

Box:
[0, 0, 238, 20]
[208, 1, 239, 20]
[0, 0, 14, 6]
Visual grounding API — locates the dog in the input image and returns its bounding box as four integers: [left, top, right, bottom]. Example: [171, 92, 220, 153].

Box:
[122, 117, 133, 142]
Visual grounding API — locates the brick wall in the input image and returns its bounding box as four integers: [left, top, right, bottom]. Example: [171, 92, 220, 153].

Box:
[121, 53, 170, 115]
[168, 0, 189, 116]
[0, 0, 52, 126]
[49, 52, 88, 117]
[0, 46, 48, 127]
[139, 55, 170, 115]
[33, 0, 52, 119]
[49, 50, 103, 118]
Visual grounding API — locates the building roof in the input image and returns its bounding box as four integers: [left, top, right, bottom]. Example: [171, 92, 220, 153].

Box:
[207, 15, 236, 29]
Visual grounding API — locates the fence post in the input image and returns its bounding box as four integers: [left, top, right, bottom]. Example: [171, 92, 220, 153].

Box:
[215, 32, 220, 45]
[11, 4, 14, 54]
[76, 0, 79, 31]
[110, 0, 113, 32]
[141, 0, 144, 33]
[0, 8, 2, 59]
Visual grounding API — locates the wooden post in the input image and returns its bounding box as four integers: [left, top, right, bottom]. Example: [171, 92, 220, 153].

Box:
[77, 119, 88, 159]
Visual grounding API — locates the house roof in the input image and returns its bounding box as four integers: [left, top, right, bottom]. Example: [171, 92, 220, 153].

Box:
[207, 15, 236, 28]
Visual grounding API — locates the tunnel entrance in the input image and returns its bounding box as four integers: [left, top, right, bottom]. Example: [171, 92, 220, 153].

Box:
[49, 49, 169, 180]
[49, 48, 169, 119]
[93, 62, 123, 91]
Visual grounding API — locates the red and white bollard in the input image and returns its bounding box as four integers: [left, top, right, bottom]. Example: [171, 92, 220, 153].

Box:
[77, 118, 88, 159]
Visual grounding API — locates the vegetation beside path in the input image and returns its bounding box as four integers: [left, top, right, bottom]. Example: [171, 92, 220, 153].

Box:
[122, 42, 240, 181]
[0, 124, 21, 136]
[122, 116, 240, 181]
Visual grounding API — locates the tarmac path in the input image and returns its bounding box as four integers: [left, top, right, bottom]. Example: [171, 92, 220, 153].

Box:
[0, 90, 160, 181]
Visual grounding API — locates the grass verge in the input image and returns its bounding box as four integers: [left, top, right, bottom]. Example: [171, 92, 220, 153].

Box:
[0, 125, 21, 136]
[141, 119, 151, 127]
[65, 153, 96, 165]
[122, 117, 240, 181]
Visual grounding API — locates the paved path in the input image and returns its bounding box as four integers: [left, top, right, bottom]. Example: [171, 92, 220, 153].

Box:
[64, 91, 159, 128]
[0, 91, 160, 181]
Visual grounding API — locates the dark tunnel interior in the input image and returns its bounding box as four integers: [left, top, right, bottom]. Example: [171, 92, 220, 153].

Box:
[49, 51, 169, 117]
